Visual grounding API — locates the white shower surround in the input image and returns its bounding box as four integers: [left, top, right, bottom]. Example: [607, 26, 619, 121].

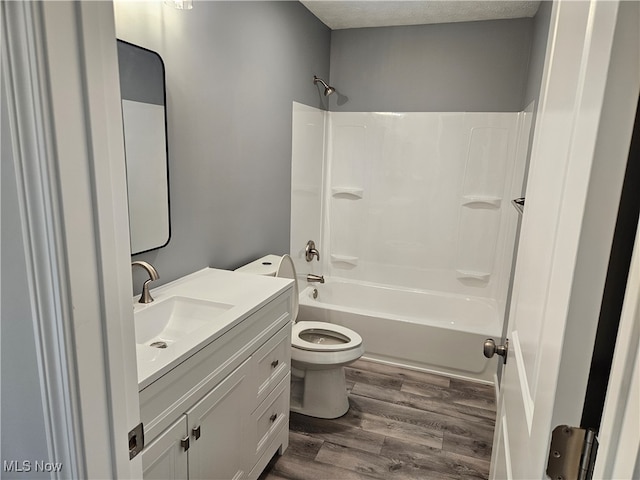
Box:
[291, 102, 531, 380]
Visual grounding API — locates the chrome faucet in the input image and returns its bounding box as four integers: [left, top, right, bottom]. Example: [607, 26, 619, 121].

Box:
[305, 240, 320, 262]
[307, 274, 325, 284]
[132, 260, 159, 304]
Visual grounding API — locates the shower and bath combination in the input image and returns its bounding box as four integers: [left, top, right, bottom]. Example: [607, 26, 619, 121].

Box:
[290, 102, 533, 383]
[313, 75, 335, 96]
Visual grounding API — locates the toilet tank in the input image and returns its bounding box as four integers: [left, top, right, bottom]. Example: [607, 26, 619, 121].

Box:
[235, 254, 282, 276]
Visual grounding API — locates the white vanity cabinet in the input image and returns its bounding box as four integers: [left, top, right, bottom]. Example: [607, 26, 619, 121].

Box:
[138, 287, 292, 480]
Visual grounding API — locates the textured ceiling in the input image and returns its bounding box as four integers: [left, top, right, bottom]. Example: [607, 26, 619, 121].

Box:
[299, 1, 541, 30]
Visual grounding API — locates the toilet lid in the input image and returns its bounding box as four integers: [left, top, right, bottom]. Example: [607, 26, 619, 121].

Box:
[292, 321, 363, 352]
[276, 254, 298, 321]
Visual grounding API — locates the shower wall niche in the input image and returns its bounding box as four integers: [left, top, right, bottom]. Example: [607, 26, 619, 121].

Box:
[291, 102, 532, 313]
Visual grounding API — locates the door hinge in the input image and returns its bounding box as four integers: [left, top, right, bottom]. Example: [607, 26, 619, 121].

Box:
[128, 423, 145, 460]
[547, 425, 598, 480]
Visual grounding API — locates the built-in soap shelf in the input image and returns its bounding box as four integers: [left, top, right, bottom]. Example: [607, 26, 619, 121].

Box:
[330, 254, 359, 266]
[331, 187, 364, 199]
[461, 195, 502, 208]
[455, 269, 491, 281]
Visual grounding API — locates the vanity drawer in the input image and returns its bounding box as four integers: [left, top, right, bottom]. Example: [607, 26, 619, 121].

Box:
[250, 374, 290, 464]
[251, 323, 291, 406]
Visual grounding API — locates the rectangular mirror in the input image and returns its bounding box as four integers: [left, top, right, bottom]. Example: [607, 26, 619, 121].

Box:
[117, 39, 170, 254]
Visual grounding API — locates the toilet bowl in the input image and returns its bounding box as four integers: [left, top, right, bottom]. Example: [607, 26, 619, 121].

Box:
[236, 254, 364, 418]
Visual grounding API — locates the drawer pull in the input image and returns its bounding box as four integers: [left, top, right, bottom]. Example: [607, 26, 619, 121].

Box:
[271, 359, 279, 368]
[181, 436, 190, 451]
[192, 425, 201, 440]
[269, 413, 278, 423]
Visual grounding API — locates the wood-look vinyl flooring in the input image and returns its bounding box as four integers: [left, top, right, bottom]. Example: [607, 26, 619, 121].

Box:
[259, 359, 497, 480]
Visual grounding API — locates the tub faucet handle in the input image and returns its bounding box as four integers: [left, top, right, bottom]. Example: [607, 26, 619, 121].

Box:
[305, 240, 320, 262]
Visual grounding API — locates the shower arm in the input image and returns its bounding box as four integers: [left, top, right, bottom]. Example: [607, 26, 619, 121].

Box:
[313, 76, 330, 89]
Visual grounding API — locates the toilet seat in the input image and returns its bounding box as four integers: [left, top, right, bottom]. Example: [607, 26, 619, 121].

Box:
[292, 321, 362, 352]
[275, 254, 299, 320]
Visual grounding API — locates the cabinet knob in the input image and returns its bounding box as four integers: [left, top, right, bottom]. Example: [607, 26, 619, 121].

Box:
[192, 425, 201, 440]
[269, 413, 278, 423]
[271, 359, 279, 368]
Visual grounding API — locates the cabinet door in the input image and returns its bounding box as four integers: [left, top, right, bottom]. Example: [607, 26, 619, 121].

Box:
[142, 416, 188, 480]
[187, 358, 251, 480]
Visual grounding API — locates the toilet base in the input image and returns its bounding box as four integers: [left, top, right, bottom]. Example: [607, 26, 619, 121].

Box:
[290, 365, 350, 419]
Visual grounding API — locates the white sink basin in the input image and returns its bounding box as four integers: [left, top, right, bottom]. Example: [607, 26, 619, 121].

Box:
[135, 296, 234, 347]
[133, 268, 294, 390]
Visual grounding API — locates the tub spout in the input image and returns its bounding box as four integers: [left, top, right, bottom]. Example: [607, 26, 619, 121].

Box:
[307, 274, 325, 284]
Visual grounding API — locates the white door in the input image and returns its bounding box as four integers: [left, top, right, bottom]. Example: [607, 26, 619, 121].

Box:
[490, 1, 640, 478]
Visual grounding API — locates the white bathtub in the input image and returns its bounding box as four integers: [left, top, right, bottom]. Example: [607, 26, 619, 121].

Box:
[297, 279, 501, 383]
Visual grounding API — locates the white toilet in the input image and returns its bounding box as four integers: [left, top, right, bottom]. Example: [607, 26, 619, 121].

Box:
[236, 254, 364, 418]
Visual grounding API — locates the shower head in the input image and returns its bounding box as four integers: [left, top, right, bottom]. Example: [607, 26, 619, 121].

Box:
[313, 75, 335, 96]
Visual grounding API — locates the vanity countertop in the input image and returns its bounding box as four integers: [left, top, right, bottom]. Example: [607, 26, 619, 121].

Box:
[134, 267, 293, 390]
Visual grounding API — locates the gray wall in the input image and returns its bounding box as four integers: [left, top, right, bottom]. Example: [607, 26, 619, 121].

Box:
[523, 1, 552, 108]
[115, 1, 330, 292]
[521, 1, 553, 192]
[117, 3, 540, 292]
[328, 18, 534, 112]
[1, 79, 50, 478]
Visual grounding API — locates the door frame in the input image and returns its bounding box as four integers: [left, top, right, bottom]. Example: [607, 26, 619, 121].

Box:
[2, 1, 142, 477]
[593, 214, 640, 478]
